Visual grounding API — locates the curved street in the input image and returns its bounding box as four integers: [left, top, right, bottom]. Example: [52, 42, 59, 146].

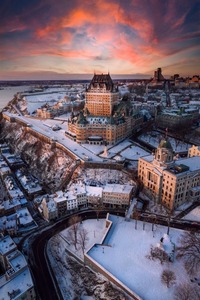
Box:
[23, 210, 107, 300]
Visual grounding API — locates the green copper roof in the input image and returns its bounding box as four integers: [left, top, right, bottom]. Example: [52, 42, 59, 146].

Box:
[158, 138, 173, 150]
[76, 111, 88, 125]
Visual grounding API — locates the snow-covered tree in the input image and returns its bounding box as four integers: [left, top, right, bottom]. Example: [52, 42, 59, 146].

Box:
[132, 209, 139, 230]
[146, 245, 169, 264]
[78, 227, 89, 255]
[161, 269, 176, 288]
[67, 215, 81, 250]
[176, 232, 200, 275]
[174, 282, 200, 300]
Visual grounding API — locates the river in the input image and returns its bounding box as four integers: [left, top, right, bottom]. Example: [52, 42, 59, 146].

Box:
[0, 86, 32, 111]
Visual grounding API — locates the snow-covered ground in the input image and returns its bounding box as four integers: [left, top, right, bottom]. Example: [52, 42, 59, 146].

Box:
[80, 140, 149, 161]
[47, 219, 126, 299]
[120, 145, 149, 160]
[87, 215, 190, 300]
[71, 167, 135, 186]
[81, 140, 132, 157]
[25, 87, 84, 114]
[48, 215, 195, 300]
[138, 131, 192, 153]
[60, 219, 107, 259]
[183, 206, 200, 222]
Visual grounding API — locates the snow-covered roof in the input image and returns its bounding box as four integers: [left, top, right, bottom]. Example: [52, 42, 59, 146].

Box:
[4, 198, 21, 211]
[0, 235, 17, 255]
[69, 183, 86, 194]
[65, 190, 76, 201]
[86, 186, 103, 197]
[176, 156, 200, 172]
[54, 196, 67, 203]
[16, 208, 34, 226]
[45, 198, 57, 212]
[0, 267, 34, 300]
[103, 184, 133, 194]
[141, 154, 154, 162]
[7, 250, 27, 272]
[0, 215, 17, 231]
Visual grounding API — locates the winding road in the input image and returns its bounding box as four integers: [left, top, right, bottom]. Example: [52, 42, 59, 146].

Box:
[24, 211, 107, 300]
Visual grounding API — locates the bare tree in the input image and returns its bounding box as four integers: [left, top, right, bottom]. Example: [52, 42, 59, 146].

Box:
[148, 214, 157, 232]
[67, 227, 78, 250]
[78, 227, 89, 255]
[174, 283, 200, 300]
[161, 269, 176, 288]
[146, 246, 169, 265]
[176, 232, 200, 275]
[67, 215, 81, 250]
[95, 202, 102, 221]
[166, 210, 173, 235]
[143, 219, 146, 231]
[132, 209, 139, 230]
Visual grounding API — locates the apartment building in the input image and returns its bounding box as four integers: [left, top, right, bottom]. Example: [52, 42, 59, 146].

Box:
[40, 182, 134, 220]
[102, 184, 133, 208]
[0, 236, 36, 300]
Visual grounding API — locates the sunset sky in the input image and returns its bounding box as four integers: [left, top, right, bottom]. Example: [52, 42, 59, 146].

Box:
[0, 0, 199, 80]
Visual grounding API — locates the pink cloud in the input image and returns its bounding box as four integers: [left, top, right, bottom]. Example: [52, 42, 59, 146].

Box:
[0, 0, 199, 77]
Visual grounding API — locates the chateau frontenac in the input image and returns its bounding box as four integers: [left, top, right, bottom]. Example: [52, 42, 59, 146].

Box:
[66, 73, 143, 145]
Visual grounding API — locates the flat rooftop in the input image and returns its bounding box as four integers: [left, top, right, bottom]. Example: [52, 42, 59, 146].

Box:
[0, 236, 16, 255]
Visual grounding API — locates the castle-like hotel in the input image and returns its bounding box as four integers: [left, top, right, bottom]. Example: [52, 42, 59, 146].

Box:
[66, 73, 143, 145]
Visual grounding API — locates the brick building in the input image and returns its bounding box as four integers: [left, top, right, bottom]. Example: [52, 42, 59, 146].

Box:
[66, 73, 143, 145]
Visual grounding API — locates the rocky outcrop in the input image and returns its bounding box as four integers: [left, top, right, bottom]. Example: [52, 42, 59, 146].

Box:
[0, 120, 74, 192]
[66, 256, 128, 300]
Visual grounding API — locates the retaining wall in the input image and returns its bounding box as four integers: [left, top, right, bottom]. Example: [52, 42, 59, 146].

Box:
[84, 214, 143, 300]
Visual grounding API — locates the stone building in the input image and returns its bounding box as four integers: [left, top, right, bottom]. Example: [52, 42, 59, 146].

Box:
[138, 138, 200, 210]
[66, 73, 143, 145]
[102, 184, 133, 208]
[155, 107, 199, 130]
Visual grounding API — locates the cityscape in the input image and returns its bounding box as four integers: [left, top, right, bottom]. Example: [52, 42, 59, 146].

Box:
[0, 1, 200, 300]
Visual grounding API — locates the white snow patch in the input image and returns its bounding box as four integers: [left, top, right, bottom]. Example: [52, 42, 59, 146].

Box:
[182, 206, 200, 222]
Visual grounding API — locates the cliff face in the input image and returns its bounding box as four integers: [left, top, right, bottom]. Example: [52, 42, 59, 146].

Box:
[0, 120, 74, 191]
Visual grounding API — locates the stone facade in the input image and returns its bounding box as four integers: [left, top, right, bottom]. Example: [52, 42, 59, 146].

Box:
[138, 138, 200, 210]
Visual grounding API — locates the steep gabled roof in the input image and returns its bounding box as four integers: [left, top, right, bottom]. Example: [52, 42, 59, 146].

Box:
[76, 111, 88, 125]
[88, 73, 114, 91]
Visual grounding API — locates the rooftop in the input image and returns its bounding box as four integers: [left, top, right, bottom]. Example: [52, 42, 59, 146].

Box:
[174, 156, 200, 172]
[88, 73, 115, 92]
[0, 267, 34, 299]
[103, 184, 133, 194]
[0, 236, 17, 255]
